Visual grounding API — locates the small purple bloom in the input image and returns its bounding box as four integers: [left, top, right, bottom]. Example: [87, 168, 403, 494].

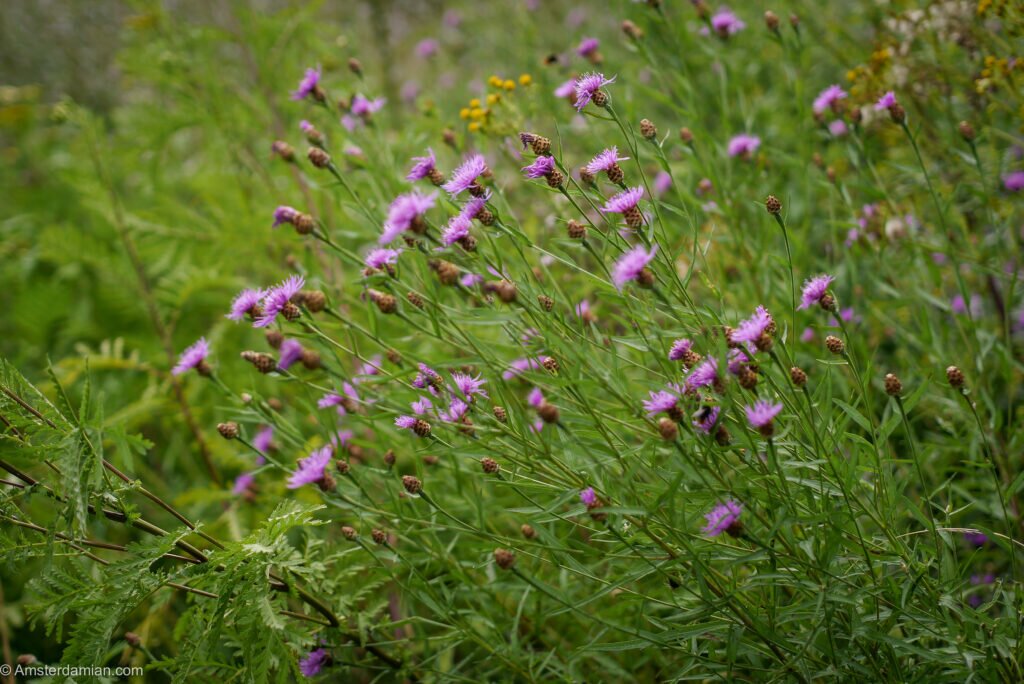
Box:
[441, 215, 472, 246]
[574, 72, 615, 111]
[439, 397, 469, 423]
[669, 338, 692, 361]
[299, 648, 329, 677]
[585, 146, 629, 175]
[611, 244, 657, 290]
[601, 186, 644, 215]
[693, 406, 720, 434]
[813, 85, 848, 115]
[504, 357, 544, 380]
[442, 154, 488, 197]
[1003, 171, 1024, 192]
[686, 356, 719, 391]
[277, 339, 304, 370]
[452, 372, 488, 399]
[227, 288, 266, 321]
[522, 155, 556, 179]
[527, 387, 545, 408]
[273, 206, 298, 228]
[415, 38, 440, 59]
[350, 94, 386, 117]
[380, 191, 437, 244]
[365, 247, 401, 269]
[460, 273, 483, 287]
[653, 171, 672, 196]
[576, 300, 592, 319]
[703, 500, 742, 536]
[798, 274, 834, 310]
[727, 134, 760, 158]
[744, 400, 783, 429]
[395, 415, 418, 430]
[964, 531, 988, 547]
[460, 192, 491, 221]
[554, 78, 576, 99]
[731, 306, 772, 345]
[255, 275, 305, 328]
[711, 8, 746, 36]
[407, 149, 438, 182]
[580, 487, 598, 506]
[252, 425, 273, 455]
[576, 37, 600, 57]
[874, 91, 897, 111]
[411, 396, 433, 415]
[828, 120, 848, 137]
[642, 390, 678, 417]
[800, 327, 814, 343]
[172, 338, 210, 376]
[232, 472, 256, 496]
[291, 67, 322, 101]
[287, 446, 333, 489]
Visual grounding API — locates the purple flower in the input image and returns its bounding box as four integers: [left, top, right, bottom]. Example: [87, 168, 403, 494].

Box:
[318, 393, 346, 414]
[504, 357, 544, 380]
[395, 415, 418, 430]
[522, 155, 556, 179]
[439, 397, 469, 422]
[273, 206, 299, 228]
[669, 338, 693, 361]
[460, 273, 483, 288]
[601, 186, 644, 216]
[964, 531, 988, 547]
[703, 500, 742, 536]
[406, 149, 438, 181]
[442, 154, 488, 197]
[277, 339, 304, 370]
[728, 346, 754, 375]
[580, 487, 597, 506]
[441, 215, 472, 245]
[232, 472, 256, 496]
[287, 446, 333, 489]
[415, 38, 440, 58]
[365, 248, 401, 269]
[574, 72, 615, 111]
[611, 244, 657, 289]
[731, 306, 772, 345]
[642, 390, 678, 417]
[291, 67, 322, 101]
[798, 274, 834, 309]
[576, 37, 600, 57]
[585, 146, 629, 175]
[686, 356, 719, 391]
[693, 406, 720, 434]
[527, 387, 545, 408]
[411, 396, 433, 415]
[874, 91, 897, 111]
[554, 78, 576, 99]
[299, 648, 329, 677]
[711, 8, 746, 36]
[800, 327, 814, 342]
[380, 191, 437, 244]
[227, 288, 266, 321]
[253, 425, 273, 455]
[744, 400, 783, 429]
[653, 171, 672, 196]
[727, 134, 760, 158]
[172, 338, 210, 376]
[575, 300, 592, 319]
[255, 275, 305, 328]
[828, 120, 848, 137]
[452, 372, 488, 399]
[350, 94, 386, 117]
[1003, 171, 1024, 192]
[812, 85, 848, 115]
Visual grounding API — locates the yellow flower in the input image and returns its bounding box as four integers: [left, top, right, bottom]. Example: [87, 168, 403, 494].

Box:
[519, 74, 532, 86]
[469, 97, 481, 108]
[488, 75, 503, 88]
[468, 121, 482, 133]
[503, 79, 516, 91]
[470, 107, 485, 119]
[486, 93, 501, 105]
[459, 107, 470, 120]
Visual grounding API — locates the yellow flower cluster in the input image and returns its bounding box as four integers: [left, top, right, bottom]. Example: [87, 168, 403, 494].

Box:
[457, 74, 533, 133]
[975, 55, 1022, 95]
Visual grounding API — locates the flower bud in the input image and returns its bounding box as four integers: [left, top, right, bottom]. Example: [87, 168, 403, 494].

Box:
[520, 523, 536, 539]
[494, 548, 516, 569]
[481, 457, 500, 474]
[679, 127, 693, 144]
[958, 121, 976, 142]
[341, 525, 358, 540]
[537, 294, 554, 311]
[125, 632, 141, 647]
[412, 419, 432, 437]
[493, 406, 508, 423]
[307, 147, 331, 168]
[303, 290, 327, 312]
[622, 20, 644, 40]
[825, 335, 845, 355]
[765, 194, 782, 215]
[567, 219, 587, 239]
[217, 422, 239, 440]
[407, 291, 425, 309]
[402, 475, 422, 494]
[946, 365, 965, 389]
[658, 417, 678, 441]
[241, 350, 276, 374]
[348, 57, 362, 76]
[537, 402, 560, 424]
[790, 366, 807, 387]
[884, 373, 902, 396]
[271, 141, 295, 162]
[639, 118, 657, 140]
[371, 529, 388, 545]
[764, 10, 780, 32]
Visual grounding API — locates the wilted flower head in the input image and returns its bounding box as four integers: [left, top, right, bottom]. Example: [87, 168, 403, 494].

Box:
[442, 154, 488, 196]
[172, 338, 210, 376]
[703, 500, 742, 536]
[227, 288, 266, 321]
[576, 37, 600, 57]
[580, 487, 598, 506]
[874, 91, 897, 110]
[669, 338, 693, 361]
[812, 84, 847, 115]
[255, 275, 305, 328]
[727, 134, 760, 158]
[611, 244, 657, 289]
[574, 72, 615, 111]
[798, 274, 834, 309]
[277, 339, 304, 370]
[380, 191, 437, 243]
[586, 146, 629, 175]
[365, 247, 401, 269]
[731, 306, 772, 345]
[291, 67, 322, 101]
[287, 446, 333, 489]
[299, 648, 329, 677]
[407, 149, 438, 181]
[744, 400, 783, 428]
[522, 155, 556, 179]
[601, 186, 644, 215]
[711, 8, 746, 36]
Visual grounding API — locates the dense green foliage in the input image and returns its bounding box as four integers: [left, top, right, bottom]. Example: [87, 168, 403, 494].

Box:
[2, 0, 1023, 681]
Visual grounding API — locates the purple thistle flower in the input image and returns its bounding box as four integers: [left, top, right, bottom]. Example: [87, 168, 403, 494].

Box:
[653, 171, 672, 196]
[365, 247, 401, 269]
[439, 397, 469, 423]
[585, 146, 629, 175]
[273, 206, 299, 228]
[411, 396, 433, 415]
[828, 120, 848, 137]
[333, 430, 353, 448]
[350, 94, 386, 116]
[395, 415, 418, 430]
[299, 648, 329, 677]
[686, 356, 719, 391]
[277, 339, 304, 370]
[172, 338, 210, 376]
[574, 72, 615, 111]
[356, 355, 383, 378]
[232, 472, 256, 496]
[554, 78, 576, 99]
[693, 406, 720, 434]
[642, 390, 678, 417]
[798, 274, 834, 309]
[611, 244, 657, 290]
[874, 91, 897, 111]
[727, 134, 760, 158]
[703, 500, 742, 537]
[380, 191, 437, 244]
[1003, 171, 1024, 192]
[300, 119, 315, 134]
[452, 372, 488, 399]
[287, 446, 333, 489]
[812, 84, 848, 115]
[576, 37, 600, 57]
[442, 154, 488, 197]
[459, 192, 491, 221]
[527, 387, 545, 408]
[460, 273, 483, 287]
[503, 357, 545, 380]
[800, 327, 814, 343]
[255, 275, 305, 328]
[406, 149, 438, 181]
[522, 155, 556, 179]
[669, 338, 692, 361]
[575, 300, 592, 319]
[227, 288, 266, 321]
[964, 531, 988, 547]
[318, 393, 346, 415]
[711, 8, 746, 36]
[580, 487, 598, 506]
[601, 186, 644, 215]
[291, 67, 322, 101]
[252, 425, 273, 455]
[731, 306, 772, 345]
[415, 38, 440, 59]
[441, 215, 472, 245]
[744, 400, 783, 429]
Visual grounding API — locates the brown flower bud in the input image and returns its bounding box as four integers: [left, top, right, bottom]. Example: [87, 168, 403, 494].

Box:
[624, 206, 644, 230]
[622, 19, 644, 40]
[317, 471, 336, 492]
[764, 10, 780, 31]
[537, 402, 560, 424]
[124, 632, 141, 647]
[679, 127, 693, 144]
[579, 167, 596, 186]
[412, 419, 432, 437]
[825, 335, 845, 355]
[958, 121, 976, 142]
[293, 212, 315, 235]
[348, 57, 362, 75]
[658, 417, 678, 441]
[765, 194, 782, 215]
[241, 350, 276, 374]
[335, 459, 351, 475]
[681, 350, 702, 369]
[607, 163, 625, 185]
[520, 523, 536, 539]
[714, 426, 731, 446]
[494, 548, 516, 569]
[636, 267, 655, 288]
[542, 356, 559, 374]
[495, 280, 517, 303]
[531, 136, 551, 156]
[271, 140, 295, 162]
[386, 349, 402, 365]
[567, 219, 587, 239]
[819, 292, 836, 312]
[592, 90, 608, 107]
[493, 406, 508, 423]
[265, 329, 285, 349]
[738, 367, 759, 390]
[368, 289, 397, 314]
[307, 147, 331, 168]
[371, 529, 388, 545]
[888, 103, 906, 124]
[402, 475, 422, 494]
[217, 422, 239, 440]
[481, 457, 500, 474]
[341, 525, 358, 540]
[546, 169, 565, 188]
[301, 349, 321, 370]
[435, 259, 459, 285]
[537, 294, 554, 311]
[282, 301, 301, 321]
[639, 118, 657, 140]
[789, 13, 800, 27]
[267, 397, 284, 411]
[790, 366, 807, 387]
[407, 291, 425, 309]
[884, 373, 902, 396]
[946, 365, 965, 389]
[303, 290, 326, 312]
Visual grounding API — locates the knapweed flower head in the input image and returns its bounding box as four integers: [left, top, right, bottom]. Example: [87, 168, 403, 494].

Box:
[1003, 171, 1024, 192]
[745, 400, 783, 429]
[527, 387, 545, 408]
[439, 397, 470, 423]
[703, 500, 742, 537]
[574, 72, 615, 111]
[172, 338, 210, 376]
[350, 94, 386, 117]
[287, 445, 333, 489]
[686, 356, 719, 391]
[272, 205, 299, 228]
[395, 415, 418, 430]
[874, 91, 897, 111]
[554, 78, 576, 99]
[503, 356, 544, 380]
[441, 215, 472, 246]
[451, 371, 488, 399]
[611, 244, 657, 290]
[585, 146, 629, 175]
[642, 390, 679, 417]
[727, 134, 760, 158]
[828, 120, 848, 137]
[580, 487, 598, 506]
[412, 363, 443, 391]
[406, 148, 438, 182]
[459, 192, 491, 221]
[227, 288, 266, 321]
[442, 154, 488, 197]
[411, 396, 433, 415]
[299, 648, 329, 677]
[232, 472, 256, 496]
[964, 531, 988, 547]
[460, 273, 483, 288]
[798, 274, 835, 309]
[255, 275, 305, 327]
[711, 8, 746, 37]
[291, 66, 322, 101]
[576, 37, 600, 57]
[415, 38, 439, 59]
[252, 425, 273, 454]
[380, 191, 437, 244]
[669, 338, 693, 361]
[731, 306, 773, 345]
[601, 186, 644, 215]
[812, 84, 847, 115]
[365, 247, 401, 270]
[522, 155, 556, 179]
[693, 406, 720, 434]
[277, 339, 304, 370]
